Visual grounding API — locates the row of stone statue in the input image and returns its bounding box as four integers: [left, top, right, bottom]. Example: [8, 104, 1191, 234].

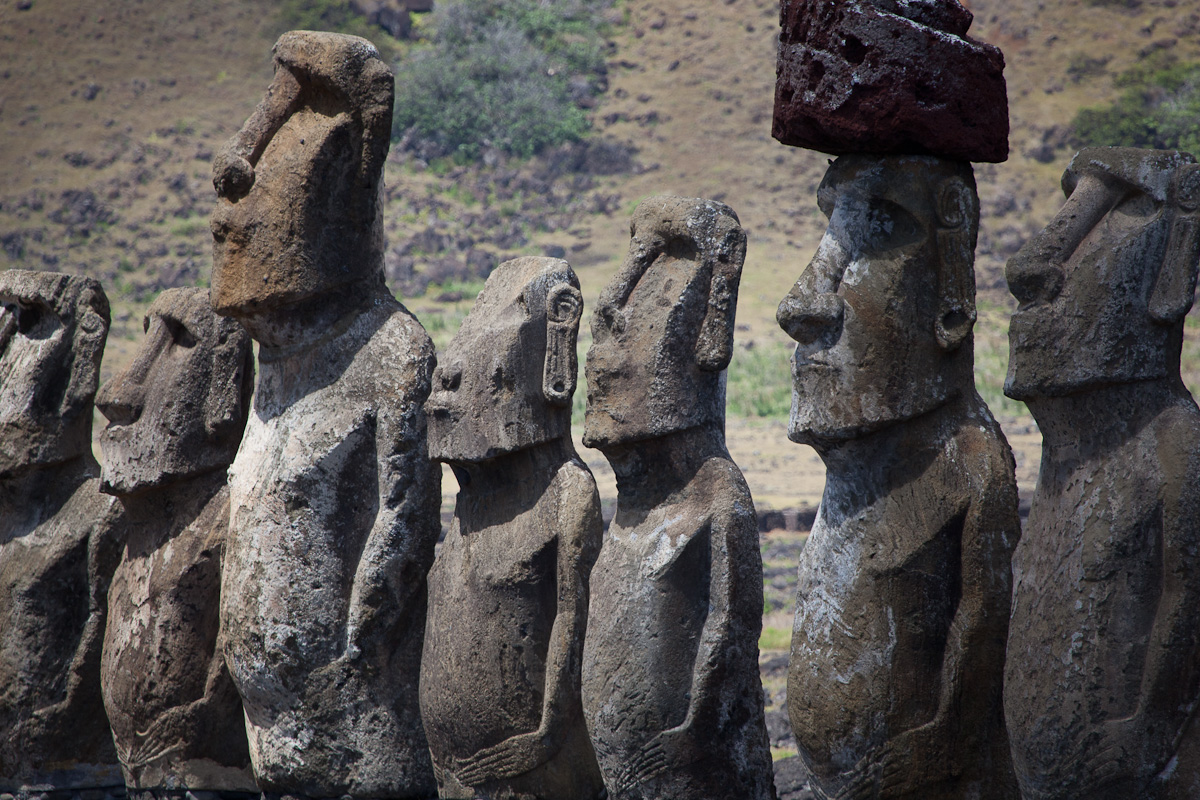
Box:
[3, 29, 1200, 800]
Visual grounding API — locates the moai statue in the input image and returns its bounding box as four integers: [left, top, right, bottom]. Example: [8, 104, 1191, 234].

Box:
[97, 288, 256, 794]
[580, 197, 776, 800]
[776, 155, 1020, 800]
[0, 270, 122, 790]
[210, 31, 440, 797]
[1004, 148, 1200, 800]
[420, 256, 605, 800]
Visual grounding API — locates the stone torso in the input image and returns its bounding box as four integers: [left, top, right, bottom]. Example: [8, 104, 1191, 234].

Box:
[421, 458, 602, 800]
[221, 300, 439, 797]
[1006, 402, 1200, 799]
[0, 469, 121, 787]
[790, 463, 962, 766]
[102, 478, 252, 790]
[582, 455, 774, 800]
[422, 467, 569, 758]
[788, 408, 1017, 800]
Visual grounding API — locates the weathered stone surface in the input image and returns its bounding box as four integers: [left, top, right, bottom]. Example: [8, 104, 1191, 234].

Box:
[773, 0, 1009, 163]
[0, 270, 122, 789]
[777, 156, 1018, 799]
[97, 288, 256, 791]
[1004, 147, 1200, 800]
[421, 257, 604, 800]
[580, 197, 776, 800]
[211, 31, 440, 797]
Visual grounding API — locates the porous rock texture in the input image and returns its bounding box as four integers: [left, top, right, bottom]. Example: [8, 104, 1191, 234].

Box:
[580, 197, 776, 800]
[421, 257, 605, 800]
[212, 31, 440, 798]
[1004, 147, 1200, 800]
[0, 270, 123, 790]
[98, 288, 256, 792]
[777, 156, 1019, 799]
[773, 0, 1009, 163]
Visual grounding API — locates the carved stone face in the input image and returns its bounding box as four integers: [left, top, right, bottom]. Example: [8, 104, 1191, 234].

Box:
[583, 196, 745, 449]
[210, 32, 392, 342]
[777, 155, 977, 444]
[1005, 148, 1199, 400]
[97, 288, 252, 495]
[0, 270, 109, 476]
[210, 110, 383, 324]
[427, 257, 581, 464]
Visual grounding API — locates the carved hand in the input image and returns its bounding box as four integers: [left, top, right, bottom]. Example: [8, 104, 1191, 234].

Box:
[612, 726, 702, 795]
[454, 729, 555, 786]
[1072, 718, 1150, 794]
[833, 749, 881, 800]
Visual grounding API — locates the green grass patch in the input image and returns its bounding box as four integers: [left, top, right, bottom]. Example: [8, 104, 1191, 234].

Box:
[759, 626, 791, 652]
[727, 342, 793, 419]
[771, 746, 799, 762]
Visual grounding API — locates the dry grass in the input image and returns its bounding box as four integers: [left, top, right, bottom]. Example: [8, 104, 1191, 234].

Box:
[8, 0, 1200, 507]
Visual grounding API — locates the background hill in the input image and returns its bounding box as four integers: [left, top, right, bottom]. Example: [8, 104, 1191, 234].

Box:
[4, 0, 1200, 510]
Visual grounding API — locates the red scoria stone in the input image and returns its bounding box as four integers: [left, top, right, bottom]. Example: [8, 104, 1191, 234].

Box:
[773, 0, 1009, 163]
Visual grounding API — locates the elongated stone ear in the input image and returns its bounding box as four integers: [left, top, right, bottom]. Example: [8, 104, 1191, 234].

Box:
[934, 176, 978, 352]
[1150, 164, 1200, 324]
[62, 282, 109, 420]
[543, 283, 583, 406]
[204, 313, 254, 439]
[694, 217, 747, 373]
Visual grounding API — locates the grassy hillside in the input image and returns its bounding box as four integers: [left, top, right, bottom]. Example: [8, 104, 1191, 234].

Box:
[4, 0, 1200, 507]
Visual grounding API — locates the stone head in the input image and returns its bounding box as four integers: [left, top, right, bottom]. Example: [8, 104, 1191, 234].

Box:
[427, 257, 583, 464]
[1005, 147, 1200, 401]
[776, 154, 978, 445]
[0, 270, 110, 476]
[583, 196, 746, 449]
[96, 288, 253, 496]
[210, 31, 394, 341]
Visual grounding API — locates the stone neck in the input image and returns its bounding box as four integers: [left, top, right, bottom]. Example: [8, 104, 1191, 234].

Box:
[0, 454, 95, 537]
[598, 424, 728, 510]
[449, 436, 576, 500]
[248, 280, 382, 353]
[114, 467, 227, 528]
[1026, 377, 1190, 460]
[814, 392, 974, 481]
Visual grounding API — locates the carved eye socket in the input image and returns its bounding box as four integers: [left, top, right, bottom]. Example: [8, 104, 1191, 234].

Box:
[16, 303, 43, 335]
[598, 305, 625, 335]
[1112, 190, 1159, 221]
[162, 316, 197, 348]
[6, 301, 56, 339]
[859, 199, 922, 254]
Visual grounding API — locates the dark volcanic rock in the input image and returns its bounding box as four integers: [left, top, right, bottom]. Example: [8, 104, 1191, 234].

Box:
[580, 197, 776, 800]
[97, 288, 256, 791]
[0, 270, 122, 789]
[1004, 148, 1200, 799]
[773, 0, 1009, 163]
[421, 257, 604, 800]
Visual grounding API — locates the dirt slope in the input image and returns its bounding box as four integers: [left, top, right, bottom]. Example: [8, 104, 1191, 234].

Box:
[4, 0, 1200, 507]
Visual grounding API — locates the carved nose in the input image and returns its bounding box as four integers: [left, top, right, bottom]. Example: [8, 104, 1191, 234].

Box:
[95, 374, 143, 427]
[1006, 246, 1064, 306]
[435, 362, 462, 393]
[777, 292, 845, 345]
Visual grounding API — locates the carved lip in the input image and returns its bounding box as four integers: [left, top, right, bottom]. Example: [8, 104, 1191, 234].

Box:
[793, 355, 838, 373]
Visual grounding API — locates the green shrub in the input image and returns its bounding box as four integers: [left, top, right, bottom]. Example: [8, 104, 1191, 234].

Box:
[1073, 60, 1200, 154]
[393, 0, 611, 160]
